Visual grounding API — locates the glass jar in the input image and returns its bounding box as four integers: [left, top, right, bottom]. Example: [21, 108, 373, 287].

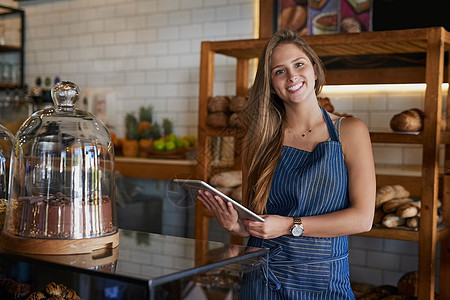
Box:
[2, 81, 118, 254]
[0, 123, 14, 230]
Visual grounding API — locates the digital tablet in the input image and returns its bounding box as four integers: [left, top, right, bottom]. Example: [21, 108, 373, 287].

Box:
[172, 179, 265, 222]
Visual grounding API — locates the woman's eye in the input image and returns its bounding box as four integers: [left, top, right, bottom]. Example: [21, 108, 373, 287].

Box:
[295, 62, 303, 68]
[274, 69, 284, 76]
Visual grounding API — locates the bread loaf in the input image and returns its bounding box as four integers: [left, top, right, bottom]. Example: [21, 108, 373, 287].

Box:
[406, 216, 419, 229]
[397, 271, 418, 297]
[375, 185, 410, 208]
[382, 214, 405, 228]
[210, 170, 242, 188]
[396, 203, 419, 218]
[390, 108, 425, 132]
[392, 185, 410, 198]
[229, 96, 247, 112]
[373, 207, 385, 224]
[230, 185, 242, 202]
[382, 198, 413, 213]
[207, 112, 229, 128]
[207, 96, 230, 113]
[376, 185, 396, 208]
[317, 97, 334, 113]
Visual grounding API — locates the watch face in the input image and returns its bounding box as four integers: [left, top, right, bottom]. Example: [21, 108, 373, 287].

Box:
[291, 224, 304, 237]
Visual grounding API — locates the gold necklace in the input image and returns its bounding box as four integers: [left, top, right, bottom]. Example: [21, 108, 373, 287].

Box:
[289, 109, 322, 138]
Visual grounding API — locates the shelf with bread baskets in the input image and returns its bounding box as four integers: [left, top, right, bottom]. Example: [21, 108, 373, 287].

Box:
[196, 27, 450, 299]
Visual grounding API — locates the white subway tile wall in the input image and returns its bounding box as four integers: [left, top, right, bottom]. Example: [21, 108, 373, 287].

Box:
[1, 0, 443, 290]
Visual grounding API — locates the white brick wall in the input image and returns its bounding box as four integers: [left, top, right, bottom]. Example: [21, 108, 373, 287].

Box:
[10, 0, 257, 138]
[0, 0, 443, 291]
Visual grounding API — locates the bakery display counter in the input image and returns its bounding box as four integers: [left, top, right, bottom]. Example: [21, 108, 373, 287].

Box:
[0, 229, 268, 300]
[115, 157, 198, 180]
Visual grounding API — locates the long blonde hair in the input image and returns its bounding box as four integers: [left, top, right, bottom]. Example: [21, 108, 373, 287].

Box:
[241, 29, 325, 214]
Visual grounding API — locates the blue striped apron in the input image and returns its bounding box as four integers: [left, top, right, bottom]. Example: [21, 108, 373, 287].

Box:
[239, 107, 355, 299]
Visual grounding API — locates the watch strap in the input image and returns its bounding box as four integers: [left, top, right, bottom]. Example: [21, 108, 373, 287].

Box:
[293, 217, 302, 225]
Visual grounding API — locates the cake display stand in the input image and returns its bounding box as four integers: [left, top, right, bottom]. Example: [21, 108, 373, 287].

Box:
[0, 231, 119, 255]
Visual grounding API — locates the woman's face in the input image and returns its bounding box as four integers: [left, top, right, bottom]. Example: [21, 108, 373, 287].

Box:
[270, 43, 316, 106]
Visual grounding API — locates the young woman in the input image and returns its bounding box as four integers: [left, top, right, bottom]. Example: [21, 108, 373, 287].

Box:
[198, 29, 376, 299]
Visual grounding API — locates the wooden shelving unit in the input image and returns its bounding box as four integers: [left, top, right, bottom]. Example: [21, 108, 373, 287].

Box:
[195, 27, 450, 299]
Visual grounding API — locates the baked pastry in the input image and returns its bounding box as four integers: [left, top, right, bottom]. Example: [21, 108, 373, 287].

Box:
[382, 198, 412, 213]
[317, 97, 334, 113]
[373, 207, 385, 224]
[207, 112, 229, 128]
[382, 214, 405, 228]
[229, 96, 247, 112]
[210, 170, 242, 188]
[375, 185, 410, 208]
[397, 271, 418, 297]
[396, 203, 419, 218]
[207, 96, 230, 113]
[390, 108, 425, 132]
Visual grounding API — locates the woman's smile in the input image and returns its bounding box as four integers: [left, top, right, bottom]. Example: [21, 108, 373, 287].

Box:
[287, 81, 303, 92]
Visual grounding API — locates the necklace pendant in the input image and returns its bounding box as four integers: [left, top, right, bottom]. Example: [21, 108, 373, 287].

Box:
[308, 129, 312, 133]
[301, 133, 306, 137]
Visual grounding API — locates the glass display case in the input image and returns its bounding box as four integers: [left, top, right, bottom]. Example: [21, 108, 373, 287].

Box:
[0, 229, 268, 300]
[2, 81, 118, 255]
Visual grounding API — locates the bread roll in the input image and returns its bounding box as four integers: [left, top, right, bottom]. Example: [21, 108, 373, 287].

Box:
[229, 96, 247, 112]
[207, 112, 229, 128]
[317, 97, 334, 113]
[210, 170, 242, 188]
[397, 271, 418, 297]
[382, 198, 413, 213]
[207, 96, 230, 113]
[230, 185, 242, 203]
[382, 214, 405, 228]
[373, 207, 385, 224]
[376, 185, 396, 208]
[392, 185, 410, 198]
[406, 216, 419, 229]
[396, 203, 419, 218]
[390, 108, 425, 132]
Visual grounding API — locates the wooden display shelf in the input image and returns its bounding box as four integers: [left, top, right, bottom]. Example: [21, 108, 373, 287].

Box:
[358, 223, 450, 242]
[115, 157, 197, 180]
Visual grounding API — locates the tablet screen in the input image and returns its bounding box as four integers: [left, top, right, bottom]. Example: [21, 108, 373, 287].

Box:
[173, 179, 265, 222]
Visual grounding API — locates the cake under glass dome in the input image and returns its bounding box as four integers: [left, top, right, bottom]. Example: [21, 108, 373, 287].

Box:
[1, 81, 119, 254]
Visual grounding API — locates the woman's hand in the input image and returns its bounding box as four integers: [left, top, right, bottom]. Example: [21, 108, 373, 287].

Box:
[243, 215, 293, 239]
[197, 190, 247, 235]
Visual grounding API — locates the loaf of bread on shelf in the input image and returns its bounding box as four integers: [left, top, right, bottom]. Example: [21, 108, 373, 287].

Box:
[397, 271, 418, 298]
[317, 97, 334, 113]
[406, 216, 419, 228]
[382, 213, 405, 228]
[396, 202, 419, 218]
[229, 96, 247, 112]
[207, 112, 229, 128]
[373, 207, 385, 224]
[382, 197, 413, 213]
[390, 108, 425, 132]
[210, 170, 242, 188]
[375, 185, 410, 208]
[207, 96, 230, 113]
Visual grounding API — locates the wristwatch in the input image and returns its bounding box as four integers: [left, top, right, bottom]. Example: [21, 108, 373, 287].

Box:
[290, 217, 304, 237]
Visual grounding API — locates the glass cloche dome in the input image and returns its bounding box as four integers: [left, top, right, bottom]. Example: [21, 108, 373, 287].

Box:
[1, 81, 118, 254]
[0, 124, 14, 231]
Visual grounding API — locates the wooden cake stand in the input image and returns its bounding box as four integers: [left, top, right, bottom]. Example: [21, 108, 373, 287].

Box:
[0, 231, 119, 255]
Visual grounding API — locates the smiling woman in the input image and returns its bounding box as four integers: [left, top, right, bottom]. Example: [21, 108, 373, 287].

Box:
[197, 29, 376, 299]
